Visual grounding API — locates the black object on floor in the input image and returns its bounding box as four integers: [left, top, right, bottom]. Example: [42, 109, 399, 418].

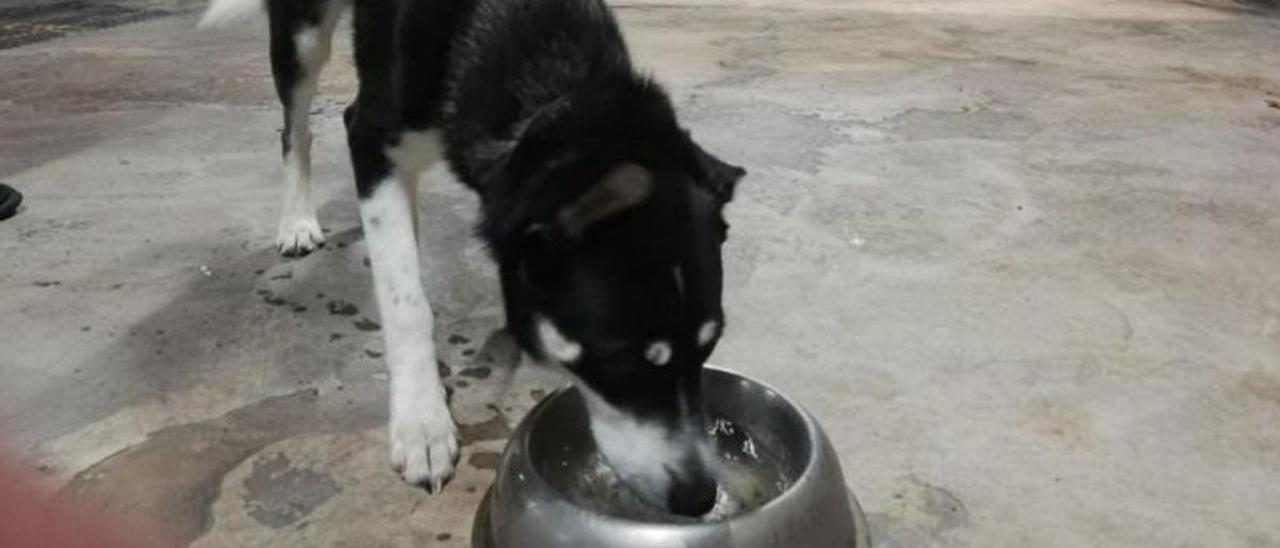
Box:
[0, 183, 22, 221]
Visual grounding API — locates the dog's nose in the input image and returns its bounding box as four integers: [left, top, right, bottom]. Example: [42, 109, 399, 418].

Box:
[667, 473, 718, 516]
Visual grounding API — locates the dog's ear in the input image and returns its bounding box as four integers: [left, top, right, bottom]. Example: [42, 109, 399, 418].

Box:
[690, 141, 746, 204]
[554, 163, 654, 238]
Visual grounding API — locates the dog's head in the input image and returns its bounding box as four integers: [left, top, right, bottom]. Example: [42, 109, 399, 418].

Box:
[492, 127, 745, 515]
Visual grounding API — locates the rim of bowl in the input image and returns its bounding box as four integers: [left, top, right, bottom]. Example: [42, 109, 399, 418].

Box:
[516, 364, 824, 528]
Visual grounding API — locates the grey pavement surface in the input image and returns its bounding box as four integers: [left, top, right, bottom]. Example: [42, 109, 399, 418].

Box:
[1, 0, 1279, 546]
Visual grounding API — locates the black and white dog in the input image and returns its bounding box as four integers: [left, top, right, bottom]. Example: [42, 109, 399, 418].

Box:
[202, 0, 745, 516]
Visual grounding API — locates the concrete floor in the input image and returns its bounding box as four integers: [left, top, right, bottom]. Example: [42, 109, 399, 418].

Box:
[2, 0, 1279, 546]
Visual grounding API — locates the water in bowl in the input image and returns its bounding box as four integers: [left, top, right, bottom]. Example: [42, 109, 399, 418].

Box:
[556, 417, 790, 523]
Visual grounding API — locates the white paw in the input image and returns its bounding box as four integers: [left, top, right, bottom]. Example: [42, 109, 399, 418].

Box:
[389, 394, 459, 492]
[276, 215, 325, 257]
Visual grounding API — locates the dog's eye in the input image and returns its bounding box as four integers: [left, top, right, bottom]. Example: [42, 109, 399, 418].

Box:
[645, 341, 672, 366]
[697, 320, 720, 347]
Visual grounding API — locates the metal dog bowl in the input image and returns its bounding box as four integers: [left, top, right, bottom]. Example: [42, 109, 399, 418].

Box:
[472, 367, 870, 547]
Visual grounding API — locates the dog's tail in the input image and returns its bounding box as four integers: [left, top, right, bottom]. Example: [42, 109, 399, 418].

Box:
[198, 0, 263, 28]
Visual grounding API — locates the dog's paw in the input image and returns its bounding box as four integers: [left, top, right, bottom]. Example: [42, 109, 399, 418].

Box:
[276, 215, 325, 257]
[389, 396, 460, 493]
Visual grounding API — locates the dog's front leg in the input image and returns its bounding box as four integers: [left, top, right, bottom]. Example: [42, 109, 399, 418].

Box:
[355, 135, 458, 492]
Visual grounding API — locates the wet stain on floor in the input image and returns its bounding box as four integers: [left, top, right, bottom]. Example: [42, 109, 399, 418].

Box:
[59, 389, 379, 545]
[467, 451, 502, 471]
[1240, 371, 1280, 409]
[353, 317, 381, 332]
[458, 413, 512, 445]
[255, 289, 287, 307]
[459, 366, 492, 380]
[867, 476, 971, 548]
[0, 1, 169, 50]
[1021, 396, 1096, 451]
[326, 300, 358, 316]
[242, 453, 341, 529]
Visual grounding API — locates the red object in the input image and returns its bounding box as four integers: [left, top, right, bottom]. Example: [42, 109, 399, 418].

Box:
[0, 453, 172, 548]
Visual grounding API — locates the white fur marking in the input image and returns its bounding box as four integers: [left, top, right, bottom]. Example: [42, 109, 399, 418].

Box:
[697, 320, 719, 347]
[361, 180, 457, 489]
[381, 130, 446, 235]
[295, 27, 319, 65]
[580, 389, 682, 506]
[388, 130, 447, 178]
[646, 341, 672, 366]
[274, 7, 342, 255]
[277, 103, 321, 254]
[536, 316, 582, 363]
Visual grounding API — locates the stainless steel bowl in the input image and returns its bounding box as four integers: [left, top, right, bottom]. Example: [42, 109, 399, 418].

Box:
[472, 367, 870, 547]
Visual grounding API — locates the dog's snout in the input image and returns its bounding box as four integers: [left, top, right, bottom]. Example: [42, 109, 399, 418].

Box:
[667, 470, 717, 516]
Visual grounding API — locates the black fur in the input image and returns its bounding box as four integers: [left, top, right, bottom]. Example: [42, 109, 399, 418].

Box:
[266, 0, 327, 157]
[267, 0, 745, 514]
[342, 0, 743, 413]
